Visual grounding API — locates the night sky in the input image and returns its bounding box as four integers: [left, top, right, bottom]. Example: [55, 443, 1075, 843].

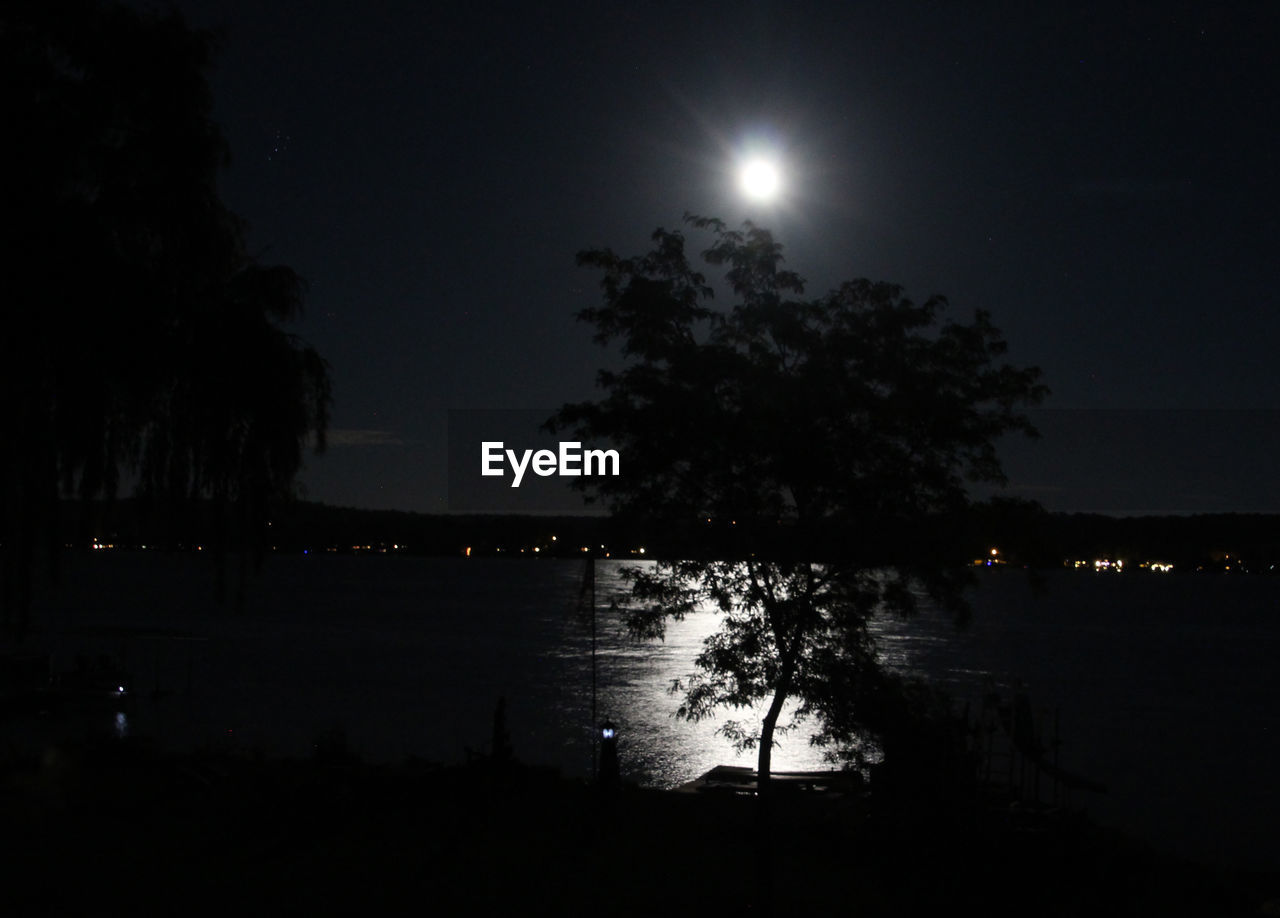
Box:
[161, 1, 1278, 514]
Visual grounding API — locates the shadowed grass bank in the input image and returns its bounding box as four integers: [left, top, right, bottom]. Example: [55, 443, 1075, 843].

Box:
[1, 740, 1273, 916]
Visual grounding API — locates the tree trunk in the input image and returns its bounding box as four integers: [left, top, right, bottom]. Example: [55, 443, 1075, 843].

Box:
[754, 682, 789, 915]
[756, 683, 788, 800]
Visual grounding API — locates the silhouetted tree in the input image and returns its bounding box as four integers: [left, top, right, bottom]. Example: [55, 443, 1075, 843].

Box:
[550, 214, 1047, 800]
[1, 1, 330, 637]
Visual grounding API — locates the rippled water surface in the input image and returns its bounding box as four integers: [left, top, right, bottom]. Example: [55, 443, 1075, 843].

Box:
[12, 553, 1280, 869]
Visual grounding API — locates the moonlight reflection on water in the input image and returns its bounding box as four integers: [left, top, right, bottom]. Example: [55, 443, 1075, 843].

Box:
[583, 560, 878, 787]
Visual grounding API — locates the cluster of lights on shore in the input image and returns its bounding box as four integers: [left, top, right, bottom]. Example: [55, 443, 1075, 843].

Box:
[982, 547, 1176, 573]
[1068, 559, 1174, 572]
[463, 539, 645, 559]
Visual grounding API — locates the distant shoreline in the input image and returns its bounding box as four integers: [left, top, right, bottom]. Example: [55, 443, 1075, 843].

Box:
[45, 498, 1280, 571]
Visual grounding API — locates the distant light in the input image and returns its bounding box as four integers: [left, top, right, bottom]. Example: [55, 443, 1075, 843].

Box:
[117, 685, 125, 694]
[638, 547, 645, 555]
[990, 548, 998, 556]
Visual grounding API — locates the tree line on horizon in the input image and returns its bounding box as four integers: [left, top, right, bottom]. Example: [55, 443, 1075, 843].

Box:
[41, 498, 1280, 570]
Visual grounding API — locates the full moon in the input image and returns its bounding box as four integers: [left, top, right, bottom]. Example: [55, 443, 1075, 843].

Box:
[739, 158, 780, 201]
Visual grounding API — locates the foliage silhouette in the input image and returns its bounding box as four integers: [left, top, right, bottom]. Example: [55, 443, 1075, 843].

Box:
[549, 214, 1047, 798]
[1, 0, 330, 637]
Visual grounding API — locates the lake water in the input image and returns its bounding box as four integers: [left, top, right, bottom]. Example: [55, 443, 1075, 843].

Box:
[9, 552, 1279, 870]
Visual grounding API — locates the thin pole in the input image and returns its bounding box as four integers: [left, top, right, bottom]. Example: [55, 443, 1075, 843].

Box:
[591, 556, 598, 781]
[578, 554, 597, 781]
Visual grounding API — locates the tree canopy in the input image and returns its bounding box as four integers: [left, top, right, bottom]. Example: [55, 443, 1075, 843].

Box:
[550, 214, 1047, 793]
[1, 1, 331, 637]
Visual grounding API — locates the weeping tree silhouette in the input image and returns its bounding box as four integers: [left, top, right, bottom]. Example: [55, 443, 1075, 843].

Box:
[1, 1, 331, 637]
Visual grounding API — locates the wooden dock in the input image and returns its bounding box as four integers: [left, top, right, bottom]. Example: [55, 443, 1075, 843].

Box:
[675, 764, 864, 796]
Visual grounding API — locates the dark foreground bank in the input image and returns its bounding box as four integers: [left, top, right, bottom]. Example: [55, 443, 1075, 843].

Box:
[2, 739, 1275, 917]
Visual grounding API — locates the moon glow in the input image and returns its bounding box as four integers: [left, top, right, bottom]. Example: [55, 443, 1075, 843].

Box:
[739, 158, 780, 201]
